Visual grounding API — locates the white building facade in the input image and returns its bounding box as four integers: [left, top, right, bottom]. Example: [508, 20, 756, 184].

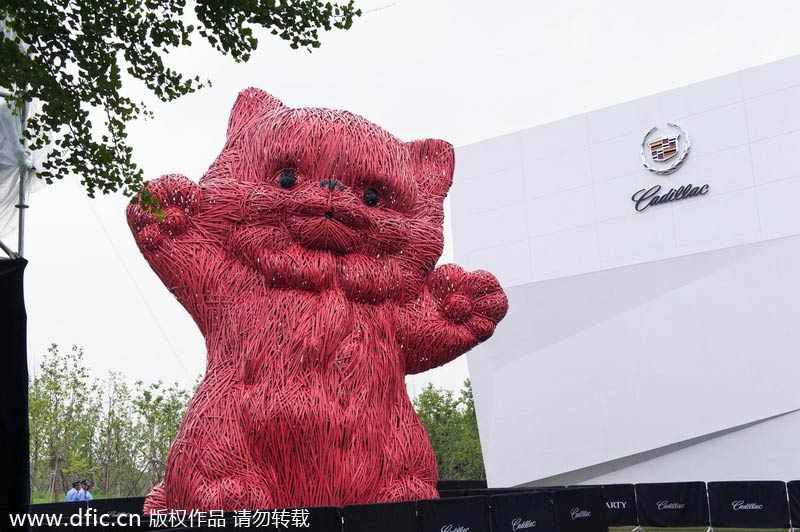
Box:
[450, 54, 800, 487]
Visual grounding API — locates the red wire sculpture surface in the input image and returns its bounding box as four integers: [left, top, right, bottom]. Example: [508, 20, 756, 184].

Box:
[127, 88, 509, 512]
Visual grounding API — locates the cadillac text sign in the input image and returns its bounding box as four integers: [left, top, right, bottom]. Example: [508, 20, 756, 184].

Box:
[632, 183, 709, 211]
[632, 123, 710, 211]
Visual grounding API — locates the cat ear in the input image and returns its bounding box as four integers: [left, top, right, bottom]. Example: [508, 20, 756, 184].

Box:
[406, 138, 455, 201]
[227, 87, 286, 138]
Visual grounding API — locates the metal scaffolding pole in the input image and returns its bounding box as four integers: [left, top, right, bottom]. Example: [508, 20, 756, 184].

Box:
[0, 87, 30, 259]
[16, 101, 29, 258]
[0, 238, 15, 258]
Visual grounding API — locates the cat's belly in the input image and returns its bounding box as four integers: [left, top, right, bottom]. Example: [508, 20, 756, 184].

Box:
[179, 287, 433, 503]
[238, 374, 429, 504]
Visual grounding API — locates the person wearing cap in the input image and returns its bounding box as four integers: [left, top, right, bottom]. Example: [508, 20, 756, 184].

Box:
[77, 480, 93, 501]
[64, 479, 81, 502]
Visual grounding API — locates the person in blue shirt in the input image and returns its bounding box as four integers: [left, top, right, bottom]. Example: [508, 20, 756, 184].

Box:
[77, 480, 94, 501]
[64, 480, 80, 502]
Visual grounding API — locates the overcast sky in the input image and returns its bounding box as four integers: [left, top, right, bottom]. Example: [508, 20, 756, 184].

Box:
[14, 0, 800, 394]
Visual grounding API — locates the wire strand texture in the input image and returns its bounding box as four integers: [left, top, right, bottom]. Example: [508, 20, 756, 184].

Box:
[126, 88, 509, 512]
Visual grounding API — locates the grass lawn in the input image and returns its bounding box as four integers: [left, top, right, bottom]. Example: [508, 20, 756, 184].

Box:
[635, 528, 789, 532]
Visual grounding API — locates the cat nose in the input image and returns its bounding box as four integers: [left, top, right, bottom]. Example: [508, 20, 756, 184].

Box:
[320, 179, 345, 192]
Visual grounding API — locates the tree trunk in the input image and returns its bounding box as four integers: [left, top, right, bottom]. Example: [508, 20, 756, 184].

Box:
[46, 455, 61, 503]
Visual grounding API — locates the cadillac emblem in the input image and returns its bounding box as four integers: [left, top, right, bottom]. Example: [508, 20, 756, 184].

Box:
[640, 123, 690, 175]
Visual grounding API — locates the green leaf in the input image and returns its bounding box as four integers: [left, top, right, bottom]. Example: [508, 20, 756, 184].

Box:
[0, 0, 360, 200]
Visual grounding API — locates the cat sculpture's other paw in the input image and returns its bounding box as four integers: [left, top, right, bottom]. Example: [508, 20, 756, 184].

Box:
[428, 264, 508, 342]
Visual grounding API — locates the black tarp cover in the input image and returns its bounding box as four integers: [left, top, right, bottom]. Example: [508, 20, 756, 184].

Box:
[490, 491, 556, 532]
[85, 497, 148, 531]
[236, 506, 342, 532]
[602, 484, 638, 527]
[0, 258, 29, 529]
[635, 482, 709, 527]
[439, 490, 468, 498]
[438, 480, 488, 492]
[28, 501, 85, 531]
[707, 481, 789, 529]
[298, 506, 342, 532]
[417, 496, 491, 532]
[343, 500, 416, 532]
[552, 487, 609, 532]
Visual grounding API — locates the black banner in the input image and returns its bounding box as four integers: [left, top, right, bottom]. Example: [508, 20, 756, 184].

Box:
[439, 480, 488, 492]
[602, 485, 637, 526]
[417, 496, 491, 532]
[787, 481, 800, 528]
[707, 481, 789, 529]
[635, 482, 709, 527]
[28, 501, 86, 532]
[490, 491, 556, 532]
[468, 488, 563, 497]
[86, 497, 147, 531]
[0, 259, 29, 530]
[469, 489, 529, 496]
[297, 506, 342, 532]
[440, 490, 469, 498]
[343, 501, 416, 532]
[552, 487, 608, 532]
[89, 497, 144, 515]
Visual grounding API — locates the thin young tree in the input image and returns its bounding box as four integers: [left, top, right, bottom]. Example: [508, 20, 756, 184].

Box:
[28, 344, 101, 501]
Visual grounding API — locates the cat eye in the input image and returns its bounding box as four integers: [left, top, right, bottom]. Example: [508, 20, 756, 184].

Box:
[278, 169, 297, 189]
[363, 187, 380, 207]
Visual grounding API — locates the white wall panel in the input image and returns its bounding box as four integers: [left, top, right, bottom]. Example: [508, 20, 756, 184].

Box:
[531, 225, 599, 281]
[461, 239, 531, 287]
[524, 147, 592, 200]
[589, 133, 643, 183]
[449, 54, 800, 289]
[458, 166, 526, 212]
[451, 54, 800, 486]
[672, 189, 761, 253]
[678, 103, 749, 157]
[467, 236, 800, 487]
[572, 409, 800, 485]
[596, 208, 675, 264]
[592, 172, 640, 222]
[456, 132, 523, 181]
[741, 54, 800, 99]
[660, 72, 742, 119]
[745, 85, 800, 141]
[677, 145, 754, 196]
[520, 114, 589, 162]
[526, 185, 595, 238]
[455, 203, 528, 254]
[750, 129, 800, 185]
[755, 175, 800, 240]
[587, 94, 663, 142]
